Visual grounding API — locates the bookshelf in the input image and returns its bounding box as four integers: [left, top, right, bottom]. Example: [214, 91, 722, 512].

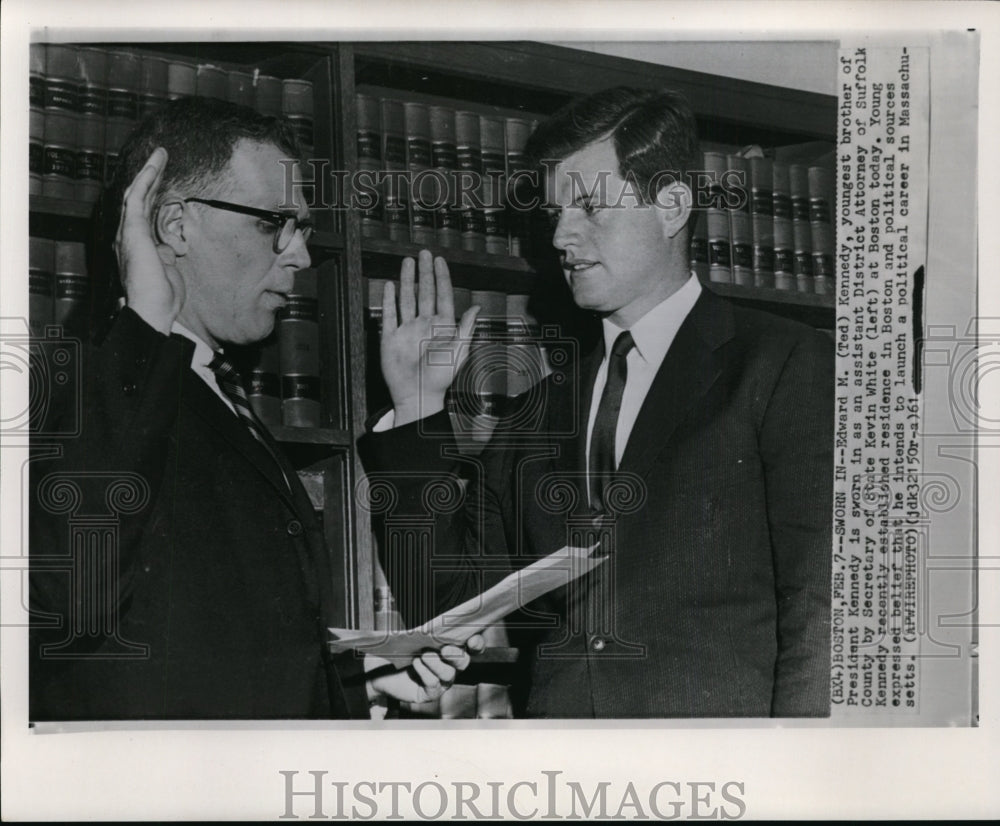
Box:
[29, 40, 837, 672]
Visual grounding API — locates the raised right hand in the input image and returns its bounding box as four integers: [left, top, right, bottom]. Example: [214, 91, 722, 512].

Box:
[380, 250, 479, 427]
[113, 147, 184, 334]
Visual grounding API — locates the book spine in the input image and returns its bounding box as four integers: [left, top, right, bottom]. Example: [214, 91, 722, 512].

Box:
[106, 50, 140, 121]
[104, 115, 133, 189]
[139, 55, 168, 116]
[166, 60, 196, 101]
[356, 93, 386, 239]
[29, 43, 46, 109]
[750, 156, 775, 289]
[789, 163, 814, 292]
[504, 117, 532, 258]
[482, 172, 507, 255]
[809, 165, 835, 295]
[706, 208, 732, 283]
[226, 69, 254, 108]
[702, 152, 730, 283]
[29, 236, 55, 338]
[772, 161, 795, 290]
[481, 116, 508, 255]
[53, 241, 88, 326]
[44, 45, 82, 114]
[77, 47, 108, 117]
[30, 44, 46, 195]
[282, 79, 315, 155]
[380, 98, 409, 243]
[246, 334, 282, 426]
[726, 153, 753, 287]
[456, 111, 485, 253]
[29, 105, 44, 196]
[254, 74, 283, 117]
[427, 105, 459, 248]
[195, 63, 228, 102]
[42, 110, 78, 200]
[278, 267, 321, 428]
[77, 113, 105, 204]
[690, 209, 709, 281]
[404, 101, 436, 247]
[455, 109, 483, 173]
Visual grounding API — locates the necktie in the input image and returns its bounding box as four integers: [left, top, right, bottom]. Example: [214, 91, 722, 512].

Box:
[589, 330, 634, 512]
[209, 353, 294, 494]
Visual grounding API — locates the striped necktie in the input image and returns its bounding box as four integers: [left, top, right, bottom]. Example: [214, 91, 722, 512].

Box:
[589, 330, 634, 512]
[209, 353, 294, 494]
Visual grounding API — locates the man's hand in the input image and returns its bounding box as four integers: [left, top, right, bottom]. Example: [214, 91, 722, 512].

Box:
[366, 635, 486, 706]
[380, 250, 479, 427]
[114, 147, 184, 335]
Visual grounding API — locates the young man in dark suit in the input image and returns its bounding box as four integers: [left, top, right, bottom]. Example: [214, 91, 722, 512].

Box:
[29, 98, 476, 720]
[364, 87, 833, 717]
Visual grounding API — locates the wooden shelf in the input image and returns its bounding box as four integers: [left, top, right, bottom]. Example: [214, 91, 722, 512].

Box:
[30, 195, 96, 219]
[268, 425, 352, 447]
[360, 236, 547, 293]
[353, 41, 836, 143]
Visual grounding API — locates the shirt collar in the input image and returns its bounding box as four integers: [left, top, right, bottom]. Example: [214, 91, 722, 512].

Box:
[171, 320, 218, 371]
[601, 274, 702, 365]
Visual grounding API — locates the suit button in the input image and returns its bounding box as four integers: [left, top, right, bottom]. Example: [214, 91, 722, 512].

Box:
[286, 519, 303, 537]
[122, 382, 136, 395]
[590, 636, 605, 652]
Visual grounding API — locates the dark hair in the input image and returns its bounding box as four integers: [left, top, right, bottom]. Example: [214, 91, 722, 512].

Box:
[107, 96, 302, 231]
[525, 86, 701, 205]
[91, 97, 302, 336]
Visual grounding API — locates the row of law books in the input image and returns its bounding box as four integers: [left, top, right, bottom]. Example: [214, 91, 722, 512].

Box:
[355, 93, 543, 259]
[30, 43, 316, 203]
[29, 234, 323, 431]
[29, 237, 89, 334]
[246, 268, 325, 429]
[690, 151, 835, 296]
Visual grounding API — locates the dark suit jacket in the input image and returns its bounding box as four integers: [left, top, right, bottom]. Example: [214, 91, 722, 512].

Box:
[363, 289, 833, 718]
[29, 308, 368, 720]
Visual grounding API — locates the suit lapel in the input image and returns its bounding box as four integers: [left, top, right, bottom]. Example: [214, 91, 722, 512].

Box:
[180, 369, 300, 511]
[618, 289, 735, 482]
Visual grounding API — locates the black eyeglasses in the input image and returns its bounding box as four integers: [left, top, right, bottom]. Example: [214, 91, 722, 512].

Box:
[184, 198, 314, 253]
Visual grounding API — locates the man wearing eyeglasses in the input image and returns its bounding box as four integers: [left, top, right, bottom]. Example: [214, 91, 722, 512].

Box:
[29, 97, 476, 720]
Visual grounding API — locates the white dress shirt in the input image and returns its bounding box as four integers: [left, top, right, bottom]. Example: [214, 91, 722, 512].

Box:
[585, 274, 702, 476]
[171, 321, 236, 415]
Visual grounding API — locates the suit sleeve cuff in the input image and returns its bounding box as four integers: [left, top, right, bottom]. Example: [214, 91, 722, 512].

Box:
[359, 408, 457, 475]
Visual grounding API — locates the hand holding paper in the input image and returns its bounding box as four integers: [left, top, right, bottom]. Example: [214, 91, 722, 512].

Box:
[331, 544, 605, 660]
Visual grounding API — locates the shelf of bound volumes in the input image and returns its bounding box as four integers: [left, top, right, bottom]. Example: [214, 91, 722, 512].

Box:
[28, 38, 839, 640]
[27, 233, 350, 447]
[29, 42, 326, 215]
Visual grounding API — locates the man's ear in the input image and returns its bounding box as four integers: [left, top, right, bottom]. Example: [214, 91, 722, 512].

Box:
[154, 200, 188, 256]
[654, 181, 693, 240]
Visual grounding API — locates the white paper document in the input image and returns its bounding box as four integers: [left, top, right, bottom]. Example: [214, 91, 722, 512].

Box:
[328, 544, 605, 659]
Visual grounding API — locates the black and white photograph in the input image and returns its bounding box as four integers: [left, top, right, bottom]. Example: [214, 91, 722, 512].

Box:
[1, 0, 996, 820]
